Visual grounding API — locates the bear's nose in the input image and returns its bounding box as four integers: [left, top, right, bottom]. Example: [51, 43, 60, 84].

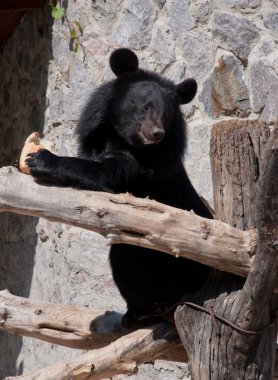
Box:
[152, 128, 165, 142]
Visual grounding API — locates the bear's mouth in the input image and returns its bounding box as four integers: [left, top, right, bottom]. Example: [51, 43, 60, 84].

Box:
[139, 132, 156, 145]
[138, 124, 165, 145]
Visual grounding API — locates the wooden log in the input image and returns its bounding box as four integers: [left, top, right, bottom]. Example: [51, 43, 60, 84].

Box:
[175, 120, 277, 379]
[5, 323, 184, 380]
[0, 166, 257, 277]
[0, 289, 184, 362]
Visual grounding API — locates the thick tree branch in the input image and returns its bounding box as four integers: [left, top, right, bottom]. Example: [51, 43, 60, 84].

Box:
[5, 320, 183, 380]
[0, 289, 184, 362]
[0, 166, 257, 277]
[0, 279, 185, 378]
[0, 289, 125, 350]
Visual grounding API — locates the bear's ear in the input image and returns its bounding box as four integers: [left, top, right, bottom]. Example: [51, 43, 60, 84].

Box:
[110, 48, 139, 77]
[176, 78, 198, 104]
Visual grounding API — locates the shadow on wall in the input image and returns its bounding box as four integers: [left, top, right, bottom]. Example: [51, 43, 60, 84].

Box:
[0, 8, 53, 378]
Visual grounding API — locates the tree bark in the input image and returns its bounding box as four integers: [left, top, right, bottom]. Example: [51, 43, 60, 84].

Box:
[0, 166, 256, 277]
[175, 120, 277, 379]
[211, 119, 270, 229]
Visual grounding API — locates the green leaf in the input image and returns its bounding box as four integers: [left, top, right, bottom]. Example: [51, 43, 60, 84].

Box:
[74, 20, 83, 34]
[73, 41, 79, 53]
[51, 6, 65, 20]
[70, 29, 76, 39]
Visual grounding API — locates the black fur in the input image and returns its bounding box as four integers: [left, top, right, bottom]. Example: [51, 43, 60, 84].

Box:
[26, 48, 212, 325]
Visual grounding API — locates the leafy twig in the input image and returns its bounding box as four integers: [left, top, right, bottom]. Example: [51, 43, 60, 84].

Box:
[49, 0, 83, 53]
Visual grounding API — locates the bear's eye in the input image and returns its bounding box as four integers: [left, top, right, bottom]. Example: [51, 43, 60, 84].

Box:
[142, 104, 150, 112]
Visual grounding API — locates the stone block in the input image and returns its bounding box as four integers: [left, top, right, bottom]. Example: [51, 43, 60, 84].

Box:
[52, 31, 72, 74]
[211, 11, 260, 61]
[184, 120, 214, 206]
[111, 0, 157, 49]
[181, 31, 214, 79]
[191, 0, 210, 23]
[260, 83, 278, 123]
[92, 0, 123, 31]
[249, 58, 278, 113]
[148, 28, 175, 72]
[211, 50, 250, 116]
[166, 0, 196, 38]
[198, 77, 213, 115]
[263, 11, 278, 37]
[67, 58, 96, 121]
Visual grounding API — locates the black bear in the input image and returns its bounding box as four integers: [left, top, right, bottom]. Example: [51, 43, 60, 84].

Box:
[26, 48, 213, 325]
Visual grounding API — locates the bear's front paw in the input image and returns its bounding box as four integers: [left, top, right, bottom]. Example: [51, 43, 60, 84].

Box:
[25, 149, 57, 180]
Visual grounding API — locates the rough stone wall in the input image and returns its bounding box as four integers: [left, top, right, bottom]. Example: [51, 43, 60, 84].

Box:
[0, 0, 277, 379]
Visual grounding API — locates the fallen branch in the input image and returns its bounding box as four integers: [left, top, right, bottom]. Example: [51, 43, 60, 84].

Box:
[5, 321, 184, 380]
[0, 167, 257, 276]
[0, 289, 184, 362]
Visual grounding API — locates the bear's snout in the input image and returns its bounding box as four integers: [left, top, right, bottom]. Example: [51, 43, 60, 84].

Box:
[139, 121, 165, 145]
[150, 127, 165, 142]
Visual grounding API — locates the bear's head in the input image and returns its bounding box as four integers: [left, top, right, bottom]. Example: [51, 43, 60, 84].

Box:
[109, 48, 197, 148]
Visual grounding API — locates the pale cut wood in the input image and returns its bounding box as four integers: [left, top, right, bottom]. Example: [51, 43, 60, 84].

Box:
[5, 322, 184, 380]
[0, 166, 257, 276]
[0, 289, 184, 362]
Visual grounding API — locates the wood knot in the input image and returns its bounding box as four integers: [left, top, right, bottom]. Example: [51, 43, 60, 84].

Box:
[106, 233, 119, 246]
[200, 221, 211, 240]
[273, 240, 278, 250]
[0, 307, 8, 326]
[76, 206, 90, 214]
[172, 248, 180, 258]
[96, 208, 107, 218]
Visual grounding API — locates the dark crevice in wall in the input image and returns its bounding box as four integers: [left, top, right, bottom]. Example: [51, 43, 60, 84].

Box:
[0, 7, 53, 378]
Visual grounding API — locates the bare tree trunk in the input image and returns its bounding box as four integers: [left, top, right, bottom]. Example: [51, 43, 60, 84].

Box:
[175, 120, 277, 379]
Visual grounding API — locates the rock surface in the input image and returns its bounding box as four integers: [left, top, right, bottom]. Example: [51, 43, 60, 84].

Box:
[211, 50, 250, 116]
[249, 58, 278, 113]
[211, 11, 260, 61]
